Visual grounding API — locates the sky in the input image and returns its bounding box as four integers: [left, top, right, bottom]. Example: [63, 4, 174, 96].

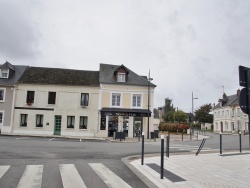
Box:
[1, 0, 250, 112]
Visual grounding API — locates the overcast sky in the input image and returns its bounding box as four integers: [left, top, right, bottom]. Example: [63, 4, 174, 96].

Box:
[1, 0, 249, 112]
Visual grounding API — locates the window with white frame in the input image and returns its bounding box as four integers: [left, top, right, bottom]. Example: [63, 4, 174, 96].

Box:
[222, 111, 224, 117]
[36, 115, 43, 127]
[117, 73, 125, 82]
[67, 116, 75, 128]
[225, 121, 228, 130]
[232, 109, 235, 116]
[0, 88, 5, 102]
[20, 114, 27, 127]
[80, 93, 89, 106]
[0, 70, 8, 78]
[237, 108, 240, 117]
[226, 110, 229, 117]
[112, 93, 121, 106]
[79, 116, 88, 129]
[132, 94, 141, 107]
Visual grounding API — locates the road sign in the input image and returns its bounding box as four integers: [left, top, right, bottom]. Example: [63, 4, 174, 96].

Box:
[239, 88, 250, 114]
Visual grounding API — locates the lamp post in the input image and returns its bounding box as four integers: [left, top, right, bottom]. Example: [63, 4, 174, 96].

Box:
[191, 91, 198, 134]
[147, 71, 153, 139]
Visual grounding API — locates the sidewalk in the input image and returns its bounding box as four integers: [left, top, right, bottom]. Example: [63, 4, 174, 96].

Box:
[127, 152, 250, 188]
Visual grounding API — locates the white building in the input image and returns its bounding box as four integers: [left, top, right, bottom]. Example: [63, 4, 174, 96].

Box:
[12, 66, 100, 137]
[213, 91, 249, 133]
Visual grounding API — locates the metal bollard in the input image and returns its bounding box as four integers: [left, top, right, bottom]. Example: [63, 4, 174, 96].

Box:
[141, 132, 144, 165]
[154, 130, 156, 142]
[239, 132, 242, 153]
[220, 132, 222, 154]
[166, 135, 169, 158]
[161, 135, 164, 179]
[190, 129, 192, 140]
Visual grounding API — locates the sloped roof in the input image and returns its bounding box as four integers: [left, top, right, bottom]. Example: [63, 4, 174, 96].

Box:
[0, 64, 28, 86]
[99, 63, 156, 87]
[18, 67, 100, 86]
[0, 61, 15, 71]
[214, 94, 238, 109]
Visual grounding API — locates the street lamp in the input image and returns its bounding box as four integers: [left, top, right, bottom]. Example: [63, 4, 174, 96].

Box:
[191, 91, 198, 134]
[147, 72, 153, 139]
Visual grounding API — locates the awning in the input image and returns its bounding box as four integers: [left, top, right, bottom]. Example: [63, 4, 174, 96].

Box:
[100, 108, 151, 117]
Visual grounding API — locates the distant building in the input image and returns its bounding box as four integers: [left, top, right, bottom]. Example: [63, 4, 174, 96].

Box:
[213, 90, 249, 133]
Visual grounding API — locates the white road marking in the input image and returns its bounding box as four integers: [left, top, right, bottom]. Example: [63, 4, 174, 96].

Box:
[16, 137, 27, 140]
[0, 166, 10, 179]
[59, 164, 87, 188]
[89, 163, 132, 188]
[49, 138, 55, 141]
[17, 165, 43, 188]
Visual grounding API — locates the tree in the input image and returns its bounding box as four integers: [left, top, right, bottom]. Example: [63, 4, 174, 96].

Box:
[174, 110, 188, 123]
[162, 98, 175, 122]
[194, 104, 213, 123]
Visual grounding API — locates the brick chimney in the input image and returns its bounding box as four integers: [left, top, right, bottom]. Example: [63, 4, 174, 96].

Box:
[237, 89, 240, 97]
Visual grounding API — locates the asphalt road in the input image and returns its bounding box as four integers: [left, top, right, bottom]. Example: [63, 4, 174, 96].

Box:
[0, 133, 249, 187]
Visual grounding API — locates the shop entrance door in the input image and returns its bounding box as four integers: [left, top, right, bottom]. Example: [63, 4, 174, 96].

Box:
[134, 117, 143, 137]
[108, 116, 118, 137]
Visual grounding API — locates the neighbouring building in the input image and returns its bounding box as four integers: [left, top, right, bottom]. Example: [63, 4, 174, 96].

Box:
[98, 64, 156, 138]
[213, 90, 249, 133]
[0, 61, 27, 133]
[12, 66, 100, 137]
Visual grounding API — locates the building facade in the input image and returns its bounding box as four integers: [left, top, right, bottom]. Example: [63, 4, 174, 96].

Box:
[12, 66, 100, 137]
[213, 91, 249, 133]
[0, 62, 27, 133]
[97, 64, 156, 138]
[1, 63, 156, 138]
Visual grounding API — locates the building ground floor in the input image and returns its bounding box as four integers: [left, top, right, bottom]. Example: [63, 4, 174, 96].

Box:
[1, 107, 154, 138]
[214, 119, 249, 134]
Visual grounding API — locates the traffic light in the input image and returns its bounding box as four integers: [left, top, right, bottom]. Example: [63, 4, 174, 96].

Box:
[238, 66, 250, 114]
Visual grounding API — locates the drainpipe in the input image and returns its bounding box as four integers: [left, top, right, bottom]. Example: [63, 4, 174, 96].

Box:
[10, 85, 16, 133]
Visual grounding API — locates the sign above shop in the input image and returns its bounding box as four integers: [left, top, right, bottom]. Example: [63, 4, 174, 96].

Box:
[100, 108, 151, 117]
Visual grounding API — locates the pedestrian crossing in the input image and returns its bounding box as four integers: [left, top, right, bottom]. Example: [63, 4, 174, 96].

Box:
[0, 163, 132, 188]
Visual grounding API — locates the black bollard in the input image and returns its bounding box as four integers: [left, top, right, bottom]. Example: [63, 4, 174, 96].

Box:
[220, 132, 222, 154]
[166, 135, 169, 158]
[161, 135, 164, 179]
[190, 129, 192, 140]
[239, 132, 242, 153]
[141, 132, 144, 165]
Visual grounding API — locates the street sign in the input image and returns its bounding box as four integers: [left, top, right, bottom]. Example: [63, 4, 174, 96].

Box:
[239, 88, 250, 114]
[239, 66, 250, 87]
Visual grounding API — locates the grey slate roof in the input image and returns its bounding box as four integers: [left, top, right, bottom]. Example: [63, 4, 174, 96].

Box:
[99, 63, 156, 87]
[0, 61, 15, 71]
[214, 94, 238, 109]
[18, 67, 100, 86]
[0, 64, 28, 86]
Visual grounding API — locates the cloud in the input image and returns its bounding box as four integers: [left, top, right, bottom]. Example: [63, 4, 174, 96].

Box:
[0, 0, 41, 60]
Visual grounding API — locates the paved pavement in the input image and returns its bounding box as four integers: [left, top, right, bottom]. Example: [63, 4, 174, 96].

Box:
[120, 133, 250, 188]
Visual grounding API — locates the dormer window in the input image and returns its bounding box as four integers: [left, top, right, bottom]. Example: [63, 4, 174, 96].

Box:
[117, 73, 125, 82]
[0, 70, 9, 78]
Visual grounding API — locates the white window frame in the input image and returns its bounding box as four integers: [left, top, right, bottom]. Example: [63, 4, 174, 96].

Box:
[0, 69, 9, 78]
[79, 116, 88, 129]
[67, 116, 75, 128]
[111, 93, 121, 107]
[117, 73, 125, 82]
[36, 114, 44, 127]
[0, 88, 6, 102]
[222, 111, 224, 117]
[237, 108, 240, 117]
[20, 114, 28, 127]
[226, 110, 229, 117]
[232, 109, 235, 116]
[132, 94, 142, 108]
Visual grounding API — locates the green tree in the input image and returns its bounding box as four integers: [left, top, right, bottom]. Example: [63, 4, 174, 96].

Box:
[194, 104, 213, 123]
[162, 98, 175, 122]
[171, 110, 187, 123]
